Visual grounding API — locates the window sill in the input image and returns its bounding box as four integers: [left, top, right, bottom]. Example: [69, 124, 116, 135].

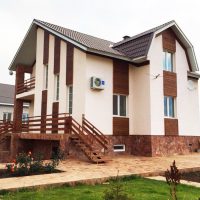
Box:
[113, 115, 129, 118]
[164, 117, 177, 120]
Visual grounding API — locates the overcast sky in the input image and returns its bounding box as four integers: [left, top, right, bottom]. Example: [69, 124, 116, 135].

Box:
[0, 0, 200, 85]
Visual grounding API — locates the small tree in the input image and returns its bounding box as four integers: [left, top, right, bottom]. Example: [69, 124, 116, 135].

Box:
[165, 160, 181, 200]
[104, 171, 132, 200]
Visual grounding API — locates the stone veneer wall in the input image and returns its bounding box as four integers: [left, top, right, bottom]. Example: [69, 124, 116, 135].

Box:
[2, 134, 199, 163]
[107, 135, 200, 157]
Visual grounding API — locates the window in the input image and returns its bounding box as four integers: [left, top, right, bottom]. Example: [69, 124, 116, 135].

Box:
[22, 113, 29, 122]
[3, 112, 12, 122]
[113, 144, 125, 152]
[163, 51, 173, 72]
[68, 86, 73, 114]
[113, 95, 127, 117]
[44, 65, 48, 89]
[164, 96, 175, 118]
[55, 74, 60, 101]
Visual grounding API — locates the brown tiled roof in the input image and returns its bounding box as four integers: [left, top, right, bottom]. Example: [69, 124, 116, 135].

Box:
[35, 19, 175, 61]
[35, 19, 124, 57]
[113, 20, 175, 59]
[0, 83, 15, 105]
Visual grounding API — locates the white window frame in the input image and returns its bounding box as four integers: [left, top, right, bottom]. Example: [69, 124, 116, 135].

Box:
[22, 113, 29, 122]
[164, 96, 176, 118]
[163, 51, 174, 72]
[44, 64, 48, 90]
[113, 144, 125, 152]
[55, 74, 60, 101]
[3, 112, 12, 121]
[113, 94, 128, 117]
[68, 85, 73, 114]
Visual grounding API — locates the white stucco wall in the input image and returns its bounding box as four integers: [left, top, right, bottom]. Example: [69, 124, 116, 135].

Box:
[147, 34, 200, 136]
[34, 28, 44, 116]
[72, 48, 87, 123]
[46, 34, 55, 115]
[176, 41, 200, 135]
[59, 41, 67, 114]
[132, 64, 151, 135]
[84, 54, 113, 135]
[148, 35, 165, 135]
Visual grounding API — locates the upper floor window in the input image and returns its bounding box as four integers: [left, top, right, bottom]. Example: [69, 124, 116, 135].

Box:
[55, 74, 60, 101]
[163, 51, 173, 72]
[68, 86, 73, 114]
[113, 95, 127, 117]
[164, 96, 175, 118]
[44, 65, 48, 89]
[3, 112, 12, 122]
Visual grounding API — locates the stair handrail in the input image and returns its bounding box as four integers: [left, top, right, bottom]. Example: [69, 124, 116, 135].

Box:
[70, 117, 94, 151]
[82, 115, 109, 145]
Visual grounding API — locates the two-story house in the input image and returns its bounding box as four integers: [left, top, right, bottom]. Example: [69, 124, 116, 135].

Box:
[6, 19, 200, 162]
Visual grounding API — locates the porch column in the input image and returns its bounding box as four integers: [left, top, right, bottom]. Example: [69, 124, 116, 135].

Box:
[13, 65, 25, 132]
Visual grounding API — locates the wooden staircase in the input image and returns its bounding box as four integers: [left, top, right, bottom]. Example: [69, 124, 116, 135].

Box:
[69, 116, 110, 163]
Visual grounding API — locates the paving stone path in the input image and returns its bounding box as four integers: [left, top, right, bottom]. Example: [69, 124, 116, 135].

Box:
[0, 153, 199, 191]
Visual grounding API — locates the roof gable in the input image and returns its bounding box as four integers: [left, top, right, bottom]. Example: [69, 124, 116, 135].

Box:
[9, 19, 198, 72]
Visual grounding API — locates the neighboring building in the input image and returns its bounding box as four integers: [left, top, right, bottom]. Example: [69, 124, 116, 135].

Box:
[0, 83, 29, 121]
[6, 19, 200, 160]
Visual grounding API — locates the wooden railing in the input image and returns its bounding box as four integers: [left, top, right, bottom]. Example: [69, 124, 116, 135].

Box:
[70, 118, 94, 151]
[82, 115, 109, 150]
[21, 113, 71, 134]
[0, 120, 13, 135]
[17, 77, 35, 94]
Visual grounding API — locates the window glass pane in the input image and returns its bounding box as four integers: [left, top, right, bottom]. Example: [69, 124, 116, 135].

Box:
[167, 52, 173, 71]
[3, 113, 6, 121]
[56, 75, 59, 100]
[113, 95, 118, 115]
[119, 95, 126, 116]
[45, 66, 48, 89]
[163, 52, 167, 71]
[164, 96, 168, 116]
[7, 113, 12, 121]
[169, 97, 174, 117]
[68, 86, 73, 114]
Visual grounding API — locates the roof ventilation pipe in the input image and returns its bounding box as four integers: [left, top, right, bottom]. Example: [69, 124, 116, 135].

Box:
[123, 35, 130, 40]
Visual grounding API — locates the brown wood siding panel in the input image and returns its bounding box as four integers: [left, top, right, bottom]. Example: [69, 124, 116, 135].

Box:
[163, 71, 177, 97]
[164, 118, 179, 136]
[113, 59, 129, 94]
[43, 31, 49, 65]
[66, 43, 74, 85]
[162, 28, 176, 52]
[52, 102, 59, 133]
[41, 90, 48, 133]
[41, 90, 47, 116]
[113, 117, 129, 136]
[54, 37, 61, 74]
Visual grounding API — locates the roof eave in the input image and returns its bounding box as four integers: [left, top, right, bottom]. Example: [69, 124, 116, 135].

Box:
[9, 21, 35, 71]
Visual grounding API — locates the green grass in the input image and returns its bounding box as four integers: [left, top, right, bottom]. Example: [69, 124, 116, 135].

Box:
[0, 176, 200, 200]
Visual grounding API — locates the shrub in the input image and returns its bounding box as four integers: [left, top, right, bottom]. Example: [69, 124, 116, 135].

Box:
[5, 149, 64, 177]
[103, 171, 133, 200]
[165, 160, 181, 200]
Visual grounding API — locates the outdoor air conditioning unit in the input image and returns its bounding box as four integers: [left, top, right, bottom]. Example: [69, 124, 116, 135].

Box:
[90, 77, 105, 90]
